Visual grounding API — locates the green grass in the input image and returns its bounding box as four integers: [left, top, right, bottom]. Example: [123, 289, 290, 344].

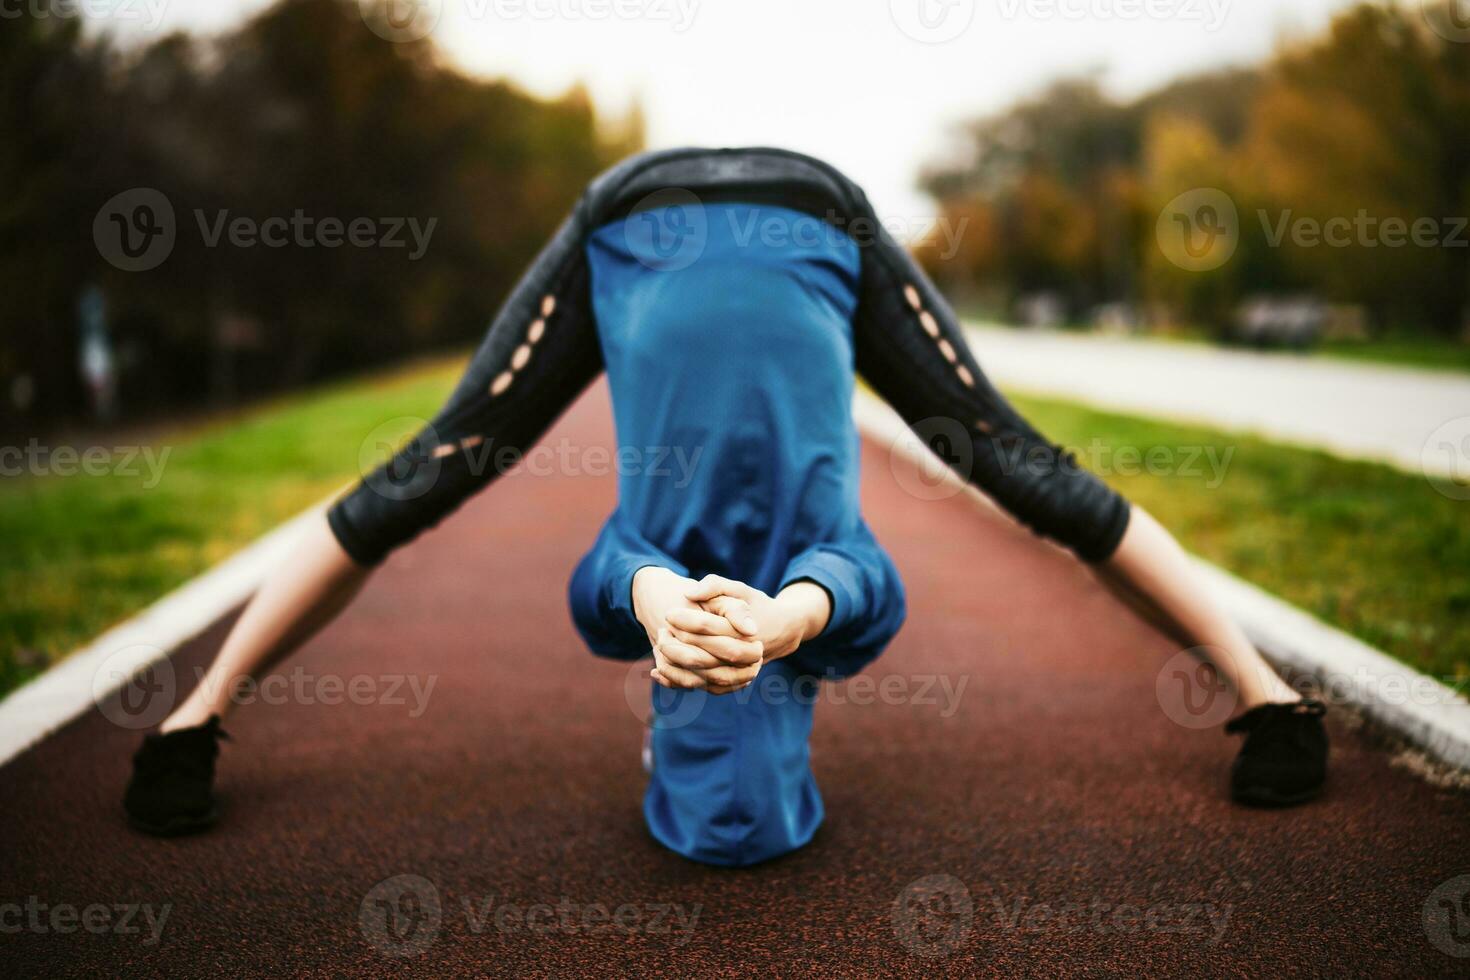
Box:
[962, 313, 1470, 375]
[1315, 333, 1470, 374]
[1009, 391, 1470, 685]
[3, 357, 1466, 701]
[0, 355, 467, 697]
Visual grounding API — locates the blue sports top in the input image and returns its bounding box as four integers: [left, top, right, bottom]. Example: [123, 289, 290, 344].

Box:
[567, 202, 905, 678]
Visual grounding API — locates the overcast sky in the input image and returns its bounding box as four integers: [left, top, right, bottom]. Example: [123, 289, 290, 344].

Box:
[99, 0, 1367, 221]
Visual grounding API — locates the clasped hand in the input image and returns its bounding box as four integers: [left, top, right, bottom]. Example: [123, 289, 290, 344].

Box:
[630, 568, 831, 695]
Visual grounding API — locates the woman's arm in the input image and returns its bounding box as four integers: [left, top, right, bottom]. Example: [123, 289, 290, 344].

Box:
[163, 199, 606, 730]
[1096, 506, 1298, 707]
[162, 514, 369, 730]
[847, 187, 1295, 711]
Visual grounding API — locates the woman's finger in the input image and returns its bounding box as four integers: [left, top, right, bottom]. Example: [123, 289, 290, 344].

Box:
[700, 663, 760, 689]
[685, 574, 748, 602]
[651, 635, 709, 690]
[666, 607, 738, 637]
[652, 660, 708, 690]
[667, 626, 762, 666]
[702, 595, 759, 637]
[656, 632, 725, 670]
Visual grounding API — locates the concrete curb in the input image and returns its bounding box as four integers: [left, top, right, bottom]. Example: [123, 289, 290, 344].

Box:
[852, 390, 1470, 774]
[4, 393, 1467, 776]
[0, 502, 327, 767]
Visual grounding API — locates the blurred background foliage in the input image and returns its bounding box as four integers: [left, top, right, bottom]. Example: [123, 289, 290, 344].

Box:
[0, 0, 640, 437]
[918, 2, 1470, 338]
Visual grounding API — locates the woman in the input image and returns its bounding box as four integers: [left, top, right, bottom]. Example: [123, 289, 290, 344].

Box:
[124, 147, 1327, 860]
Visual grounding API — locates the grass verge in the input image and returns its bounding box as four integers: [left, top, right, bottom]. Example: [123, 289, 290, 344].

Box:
[2, 359, 1464, 700]
[1010, 391, 1469, 684]
[0, 355, 466, 697]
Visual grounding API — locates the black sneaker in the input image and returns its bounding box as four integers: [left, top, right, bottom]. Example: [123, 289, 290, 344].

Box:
[1225, 700, 1327, 807]
[124, 716, 228, 836]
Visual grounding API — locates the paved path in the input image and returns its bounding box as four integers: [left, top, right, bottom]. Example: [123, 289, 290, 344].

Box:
[4, 385, 1469, 976]
[965, 324, 1470, 477]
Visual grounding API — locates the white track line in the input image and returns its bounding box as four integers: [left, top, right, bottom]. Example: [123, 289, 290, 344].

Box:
[5, 395, 1467, 773]
[0, 503, 326, 767]
[853, 391, 1470, 772]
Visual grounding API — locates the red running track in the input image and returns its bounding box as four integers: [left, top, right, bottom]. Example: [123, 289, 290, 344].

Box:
[3, 384, 1469, 976]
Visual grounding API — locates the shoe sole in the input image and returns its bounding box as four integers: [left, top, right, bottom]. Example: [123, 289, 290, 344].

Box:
[127, 807, 219, 837]
[1232, 784, 1323, 808]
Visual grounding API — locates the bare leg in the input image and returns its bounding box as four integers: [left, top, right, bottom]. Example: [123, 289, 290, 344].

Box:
[160, 513, 370, 731]
[1095, 505, 1299, 711]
